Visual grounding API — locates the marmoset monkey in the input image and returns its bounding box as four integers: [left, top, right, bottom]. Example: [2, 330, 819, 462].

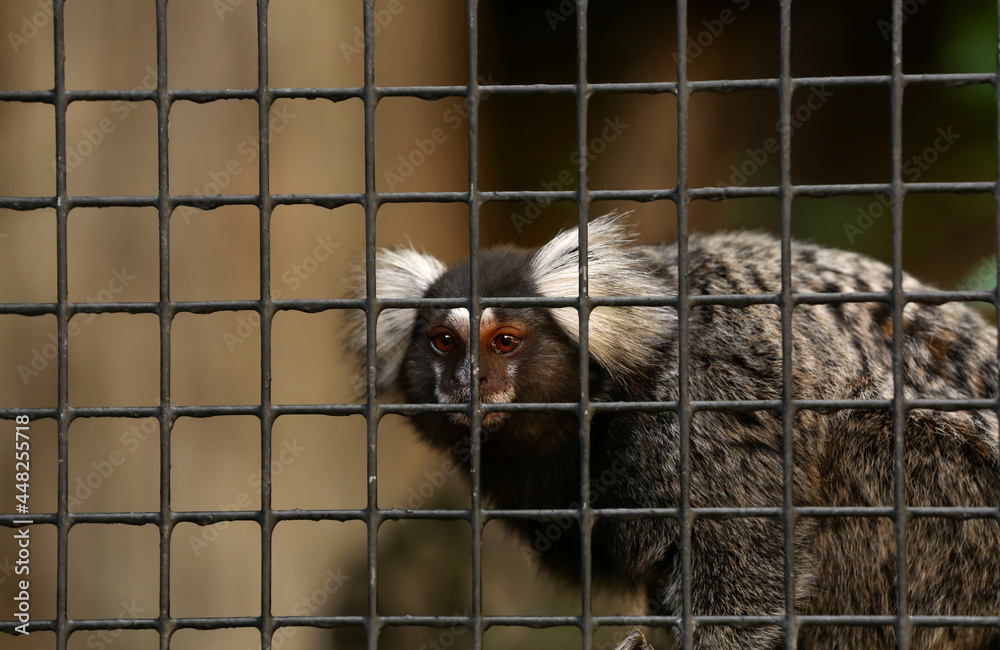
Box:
[345, 214, 1000, 649]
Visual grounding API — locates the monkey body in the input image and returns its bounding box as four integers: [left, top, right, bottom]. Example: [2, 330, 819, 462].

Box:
[347, 217, 1000, 649]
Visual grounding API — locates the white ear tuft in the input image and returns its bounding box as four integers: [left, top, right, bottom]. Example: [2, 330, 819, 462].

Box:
[530, 213, 672, 380]
[344, 248, 447, 394]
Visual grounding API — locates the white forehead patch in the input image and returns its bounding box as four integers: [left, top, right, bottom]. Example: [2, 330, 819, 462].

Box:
[444, 307, 497, 341]
[445, 308, 470, 339]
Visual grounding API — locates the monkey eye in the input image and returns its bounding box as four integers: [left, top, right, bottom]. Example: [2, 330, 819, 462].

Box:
[492, 333, 522, 355]
[431, 331, 456, 354]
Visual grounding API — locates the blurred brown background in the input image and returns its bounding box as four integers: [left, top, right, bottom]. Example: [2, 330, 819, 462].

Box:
[0, 1, 995, 649]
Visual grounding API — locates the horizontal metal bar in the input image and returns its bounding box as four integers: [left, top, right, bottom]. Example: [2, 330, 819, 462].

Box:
[0, 179, 994, 213]
[0, 397, 994, 427]
[5, 505, 993, 530]
[0, 72, 992, 106]
[0, 405, 261, 418]
[594, 614, 1000, 628]
[2, 288, 994, 319]
[4, 612, 998, 635]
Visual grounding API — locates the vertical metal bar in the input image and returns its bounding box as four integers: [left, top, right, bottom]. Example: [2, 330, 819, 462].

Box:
[674, 0, 693, 647]
[778, 1, 797, 648]
[573, 1, 593, 648]
[993, 0, 1000, 640]
[361, 0, 381, 647]
[52, 1, 69, 647]
[154, 1, 174, 648]
[255, 1, 276, 648]
[465, 1, 484, 648]
[889, 0, 910, 647]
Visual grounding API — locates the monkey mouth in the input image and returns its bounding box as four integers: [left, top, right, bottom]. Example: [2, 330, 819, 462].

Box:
[444, 389, 514, 430]
[448, 411, 509, 429]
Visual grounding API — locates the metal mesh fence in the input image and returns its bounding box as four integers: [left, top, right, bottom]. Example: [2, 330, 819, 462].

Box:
[0, 0, 998, 649]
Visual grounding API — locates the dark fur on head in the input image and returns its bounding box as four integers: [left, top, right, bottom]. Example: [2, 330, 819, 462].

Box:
[344, 215, 1000, 649]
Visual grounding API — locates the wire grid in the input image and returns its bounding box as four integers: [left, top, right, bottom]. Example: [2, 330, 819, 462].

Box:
[0, 0, 998, 649]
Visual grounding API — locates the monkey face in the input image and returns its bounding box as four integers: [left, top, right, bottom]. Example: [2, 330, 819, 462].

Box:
[390, 247, 582, 440]
[404, 303, 583, 434]
[425, 307, 526, 429]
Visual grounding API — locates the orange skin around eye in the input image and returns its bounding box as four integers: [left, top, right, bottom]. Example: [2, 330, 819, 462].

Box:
[428, 323, 527, 356]
[480, 324, 526, 426]
[487, 328, 524, 355]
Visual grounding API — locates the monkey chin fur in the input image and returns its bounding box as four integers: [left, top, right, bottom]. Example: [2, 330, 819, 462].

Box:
[447, 411, 509, 431]
[345, 214, 1000, 649]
